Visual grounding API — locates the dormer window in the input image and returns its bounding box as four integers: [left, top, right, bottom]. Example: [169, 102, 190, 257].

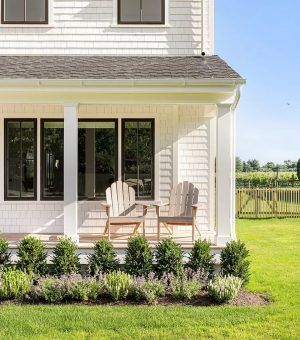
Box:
[1, 0, 48, 24]
[118, 0, 165, 24]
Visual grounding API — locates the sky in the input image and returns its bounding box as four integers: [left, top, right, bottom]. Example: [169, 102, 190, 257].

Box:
[215, 0, 300, 165]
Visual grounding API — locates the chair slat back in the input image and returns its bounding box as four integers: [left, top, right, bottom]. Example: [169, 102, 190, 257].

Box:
[106, 181, 136, 217]
[168, 181, 199, 217]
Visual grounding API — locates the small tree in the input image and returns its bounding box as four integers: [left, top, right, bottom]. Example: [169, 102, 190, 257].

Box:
[17, 236, 47, 275]
[125, 236, 153, 277]
[52, 237, 80, 276]
[0, 238, 11, 269]
[297, 159, 300, 180]
[155, 239, 183, 277]
[220, 240, 250, 286]
[88, 239, 119, 275]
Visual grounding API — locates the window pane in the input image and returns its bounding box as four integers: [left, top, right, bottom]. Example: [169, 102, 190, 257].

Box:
[141, 0, 163, 22]
[22, 159, 34, 197]
[119, 0, 140, 23]
[26, 0, 46, 22]
[78, 121, 117, 199]
[21, 121, 35, 158]
[7, 161, 21, 197]
[4, 0, 25, 22]
[5, 120, 36, 199]
[123, 120, 154, 199]
[42, 122, 64, 199]
[7, 122, 21, 160]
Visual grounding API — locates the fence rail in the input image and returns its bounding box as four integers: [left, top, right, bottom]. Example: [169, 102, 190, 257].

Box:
[236, 188, 300, 218]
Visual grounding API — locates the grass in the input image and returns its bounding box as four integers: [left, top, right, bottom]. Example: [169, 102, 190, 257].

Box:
[1, 218, 300, 339]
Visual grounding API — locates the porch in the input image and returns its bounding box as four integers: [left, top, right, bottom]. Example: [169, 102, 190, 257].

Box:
[0, 101, 235, 249]
[0, 56, 245, 249]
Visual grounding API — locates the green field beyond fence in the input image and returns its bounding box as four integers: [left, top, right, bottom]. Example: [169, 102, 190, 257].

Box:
[236, 188, 300, 218]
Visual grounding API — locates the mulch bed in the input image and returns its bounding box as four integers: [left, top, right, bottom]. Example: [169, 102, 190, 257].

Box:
[0, 290, 270, 307]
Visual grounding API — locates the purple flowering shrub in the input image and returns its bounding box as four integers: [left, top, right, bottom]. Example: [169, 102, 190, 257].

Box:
[29, 274, 104, 303]
[162, 268, 208, 301]
[132, 272, 165, 303]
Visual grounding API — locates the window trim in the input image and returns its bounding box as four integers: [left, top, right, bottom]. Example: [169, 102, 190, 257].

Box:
[40, 118, 64, 201]
[4, 118, 37, 201]
[122, 118, 155, 200]
[1, 0, 49, 25]
[118, 0, 165, 25]
[78, 119, 119, 201]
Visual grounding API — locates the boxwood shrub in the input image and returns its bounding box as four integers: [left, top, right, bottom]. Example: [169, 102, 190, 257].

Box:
[0, 238, 11, 269]
[52, 237, 80, 276]
[188, 239, 215, 277]
[155, 239, 183, 277]
[220, 240, 250, 285]
[17, 236, 48, 275]
[125, 236, 153, 277]
[88, 239, 119, 275]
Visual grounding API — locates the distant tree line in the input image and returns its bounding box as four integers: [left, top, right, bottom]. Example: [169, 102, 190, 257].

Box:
[235, 157, 300, 187]
[236, 157, 299, 175]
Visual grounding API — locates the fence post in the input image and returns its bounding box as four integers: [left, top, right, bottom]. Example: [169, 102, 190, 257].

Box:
[255, 187, 259, 217]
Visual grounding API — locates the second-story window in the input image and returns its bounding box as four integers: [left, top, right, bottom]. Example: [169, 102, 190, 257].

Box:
[118, 0, 164, 24]
[1, 0, 48, 24]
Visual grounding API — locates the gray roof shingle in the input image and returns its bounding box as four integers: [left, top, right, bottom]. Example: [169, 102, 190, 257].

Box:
[0, 55, 242, 80]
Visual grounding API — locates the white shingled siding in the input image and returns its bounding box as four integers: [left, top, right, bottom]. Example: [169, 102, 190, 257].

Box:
[0, 0, 214, 56]
[0, 103, 215, 241]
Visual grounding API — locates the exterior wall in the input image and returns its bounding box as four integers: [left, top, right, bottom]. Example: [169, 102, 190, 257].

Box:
[0, 0, 214, 56]
[0, 103, 215, 241]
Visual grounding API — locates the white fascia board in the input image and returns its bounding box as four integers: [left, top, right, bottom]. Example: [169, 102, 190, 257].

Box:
[0, 78, 246, 88]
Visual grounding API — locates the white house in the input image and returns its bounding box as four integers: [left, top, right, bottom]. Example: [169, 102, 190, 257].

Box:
[0, 0, 245, 251]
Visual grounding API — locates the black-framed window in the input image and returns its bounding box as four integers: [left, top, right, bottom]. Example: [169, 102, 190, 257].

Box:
[118, 0, 165, 24]
[122, 119, 154, 199]
[78, 120, 118, 200]
[4, 119, 37, 200]
[1, 0, 48, 24]
[41, 120, 64, 200]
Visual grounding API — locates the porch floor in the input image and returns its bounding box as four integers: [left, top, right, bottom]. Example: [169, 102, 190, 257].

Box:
[2, 232, 218, 250]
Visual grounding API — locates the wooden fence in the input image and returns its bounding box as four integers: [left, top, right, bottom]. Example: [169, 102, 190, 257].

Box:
[236, 188, 300, 218]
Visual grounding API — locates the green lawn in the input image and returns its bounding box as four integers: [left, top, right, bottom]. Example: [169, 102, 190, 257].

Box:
[1, 219, 300, 339]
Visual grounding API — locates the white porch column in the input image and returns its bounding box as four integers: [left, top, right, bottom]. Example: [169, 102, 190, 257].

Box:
[216, 104, 236, 246]
[64, 102, 79, 243]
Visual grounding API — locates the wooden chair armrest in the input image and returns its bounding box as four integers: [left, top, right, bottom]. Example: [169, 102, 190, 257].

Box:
[154, 202, 169, 217]
[192, 203, 201, 218]
[153, 202, 169, 207]
[101, 203, 111, 218]
[134, 203, 150, 217]
[135, 203, 150, 208]
[101, 203, 111, 208]
[192, 203, 202, 209]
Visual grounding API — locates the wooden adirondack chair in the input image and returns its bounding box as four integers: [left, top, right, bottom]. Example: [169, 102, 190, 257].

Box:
[101, 181, 149, 240]
[154, 181, 201, 242]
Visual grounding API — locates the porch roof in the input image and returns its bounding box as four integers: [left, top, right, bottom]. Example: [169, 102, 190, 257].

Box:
[0, 55, 242, 81]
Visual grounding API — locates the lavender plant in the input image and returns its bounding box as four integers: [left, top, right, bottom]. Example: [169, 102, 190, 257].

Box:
[164, 268, 204, 301]
[29, 274, 104, 303]
[133, 272, 165, 303]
